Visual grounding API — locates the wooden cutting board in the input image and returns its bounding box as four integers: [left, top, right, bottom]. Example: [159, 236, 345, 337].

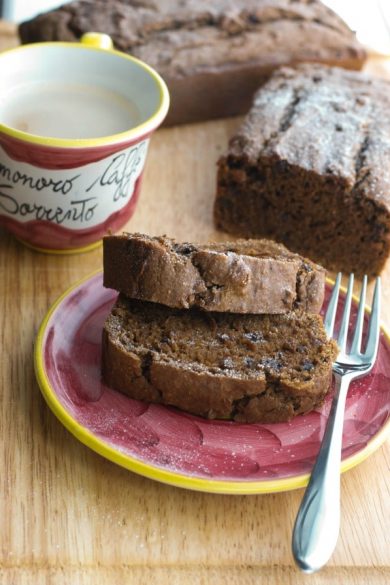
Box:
[0, 20, 389, 585]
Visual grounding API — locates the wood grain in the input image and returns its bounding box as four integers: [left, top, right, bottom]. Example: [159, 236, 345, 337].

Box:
[1, 567, 390, 585]
[0, 21, 389, 585]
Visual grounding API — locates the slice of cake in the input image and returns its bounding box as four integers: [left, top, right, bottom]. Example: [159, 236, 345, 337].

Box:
[215, 64, 390, 276]
[102, 296, 338, 423]
[19, 0, 366, 126]
[103, 233, 325, 314]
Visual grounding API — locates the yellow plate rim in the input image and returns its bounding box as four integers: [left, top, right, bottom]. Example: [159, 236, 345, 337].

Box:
[0, 42, 169, 149]
[34, 272, 390, 494]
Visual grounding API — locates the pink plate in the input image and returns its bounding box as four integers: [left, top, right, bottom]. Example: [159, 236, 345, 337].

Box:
[34, 272, 390, 494]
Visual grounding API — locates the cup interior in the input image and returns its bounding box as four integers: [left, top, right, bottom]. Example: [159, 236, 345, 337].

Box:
[0, 44, 165, 141]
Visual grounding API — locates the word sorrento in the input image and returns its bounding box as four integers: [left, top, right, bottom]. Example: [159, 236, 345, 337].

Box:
[0, 189, 97, 225]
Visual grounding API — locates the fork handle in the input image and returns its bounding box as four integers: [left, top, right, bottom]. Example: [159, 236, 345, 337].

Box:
[292, 375, 350, 573]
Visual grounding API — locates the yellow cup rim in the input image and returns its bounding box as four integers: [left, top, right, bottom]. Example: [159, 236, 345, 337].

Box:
[0, 41, 170, 149]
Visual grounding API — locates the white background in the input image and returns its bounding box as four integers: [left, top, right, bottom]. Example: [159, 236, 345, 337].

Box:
[3, 0, 64, 22]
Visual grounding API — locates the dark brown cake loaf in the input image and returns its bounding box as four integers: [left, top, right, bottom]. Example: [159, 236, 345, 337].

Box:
[19, 0, 366, 126]
[103, 233, 325, 314]
[102, 295, 338, 423]
[215, 64, 390, 276]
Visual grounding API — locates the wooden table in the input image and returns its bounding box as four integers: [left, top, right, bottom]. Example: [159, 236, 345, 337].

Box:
[0, 21, 389, 585]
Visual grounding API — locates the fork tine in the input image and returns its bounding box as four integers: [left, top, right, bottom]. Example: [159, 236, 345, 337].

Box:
[350, 276, 368, 354]
[364, 277, 381, 359]
[337, 274, 354, 353]
[324, 273, 342, 338]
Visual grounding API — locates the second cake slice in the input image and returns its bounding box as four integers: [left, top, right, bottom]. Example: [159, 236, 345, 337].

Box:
[102, 295, 338, 423]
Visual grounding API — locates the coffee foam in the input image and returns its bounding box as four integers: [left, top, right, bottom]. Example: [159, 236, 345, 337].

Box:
[0, 81, 141, 139]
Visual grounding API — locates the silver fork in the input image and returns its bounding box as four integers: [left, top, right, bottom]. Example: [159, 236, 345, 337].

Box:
[292, 273, 381, 573]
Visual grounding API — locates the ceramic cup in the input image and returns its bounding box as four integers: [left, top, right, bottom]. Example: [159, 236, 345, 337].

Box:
[0, 33, 169, 253]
